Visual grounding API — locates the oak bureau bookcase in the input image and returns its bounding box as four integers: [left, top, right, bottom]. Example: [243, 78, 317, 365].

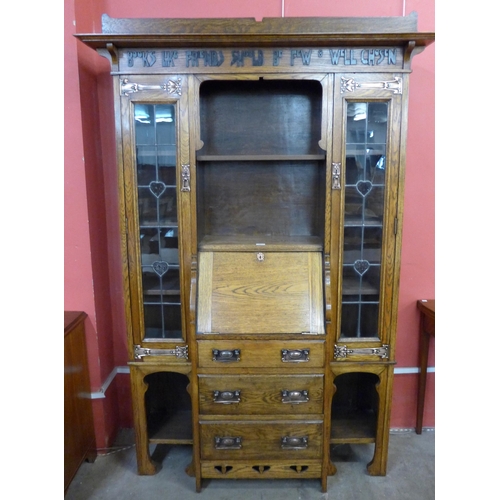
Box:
[76, 14, 434, 492]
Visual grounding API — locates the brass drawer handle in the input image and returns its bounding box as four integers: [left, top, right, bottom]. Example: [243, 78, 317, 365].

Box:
[214, 436, 242, 450]
[281, 436, 308, 450]
[281, 349, 310, 362]
[212, 349, 241, 362]
[281, 390, 309, 404]
[213, 390, 241, 404]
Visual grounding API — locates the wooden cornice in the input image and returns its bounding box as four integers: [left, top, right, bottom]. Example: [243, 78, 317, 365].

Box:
[75, 13, 435, 50]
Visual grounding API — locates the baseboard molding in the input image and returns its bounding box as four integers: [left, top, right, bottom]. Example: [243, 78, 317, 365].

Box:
[90, 365, 435, 399]
[395, 366, 435, 374]
[390, 427, 435, 433]
[90, 366, 131, 399]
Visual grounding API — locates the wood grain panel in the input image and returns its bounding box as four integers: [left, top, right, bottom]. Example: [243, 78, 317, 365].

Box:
[200, 420, 323, 460]
[197, 251, 324, 334]
[197, 339, 325, 369]
[199, 374, 323, 415]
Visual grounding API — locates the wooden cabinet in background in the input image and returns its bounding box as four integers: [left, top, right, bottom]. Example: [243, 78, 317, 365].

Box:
[64, 311, 96, 494]
[76, 14, 434, 492]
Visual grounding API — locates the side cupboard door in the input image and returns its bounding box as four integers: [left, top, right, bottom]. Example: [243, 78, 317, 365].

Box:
[119, 74, 192, 360]
[332, 72, 405, 362]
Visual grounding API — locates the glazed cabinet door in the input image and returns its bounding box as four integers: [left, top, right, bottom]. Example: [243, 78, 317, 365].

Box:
[119, 75, 191, 360]
[332, 73, 404, 361]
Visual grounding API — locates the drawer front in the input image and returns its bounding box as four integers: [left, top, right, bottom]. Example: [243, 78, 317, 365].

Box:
[197, 340, 325, 369]
[199, 374, 324, 415]
[200, 421, 323, 460]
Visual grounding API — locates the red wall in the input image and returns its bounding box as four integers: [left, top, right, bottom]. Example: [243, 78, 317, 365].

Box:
[66, 0, 435, 448]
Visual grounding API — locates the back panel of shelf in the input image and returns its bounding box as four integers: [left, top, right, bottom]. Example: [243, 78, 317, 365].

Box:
[197, 78, 326, 243]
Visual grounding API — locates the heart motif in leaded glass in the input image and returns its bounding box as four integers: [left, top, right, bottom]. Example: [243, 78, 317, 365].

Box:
[152, 261, 169, 276]
[356, 180, 372, 197]
[353, 259, 370, 276]
[149, 181, 167, 198]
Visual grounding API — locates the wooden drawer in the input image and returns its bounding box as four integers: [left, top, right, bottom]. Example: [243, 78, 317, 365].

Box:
[200, 420, 323, 460]
[199, 374, 323, 415]
[197, 340, 325, 369]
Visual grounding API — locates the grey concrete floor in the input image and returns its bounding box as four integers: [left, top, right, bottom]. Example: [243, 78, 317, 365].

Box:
[66, 428, 435, 499]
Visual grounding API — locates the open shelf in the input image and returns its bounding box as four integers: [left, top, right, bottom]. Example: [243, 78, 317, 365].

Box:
[330, 411, 377, 444]
[196, 78, 325, 243]
[330, 372, 379, 443]
[197, 160, 325, 242]
[149, 410, 193, 444]
[145, 372, 192, 444]
[199, 79, 323, 157]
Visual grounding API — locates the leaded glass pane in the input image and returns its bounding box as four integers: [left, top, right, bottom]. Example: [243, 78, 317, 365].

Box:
[134, 103, 181, 340]
[340, 101, 388, 339]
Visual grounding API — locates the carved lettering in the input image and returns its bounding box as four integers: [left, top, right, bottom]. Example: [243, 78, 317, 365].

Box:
[231, 51, 241, 66]
[185, 50, 200, 67]
[162, 50, 178, 67]
[273, 50, 283, 66]
[387, 49, 397, 65]
[290, 49, 312, 66]
[127, 51, 157, 67]
[185, 50, 225, 67]
[230, 50, 264, 67]
[230, 50, 243, 67]
[122, 47, 398, 70]
[328, 50, 342, 65]
[202, 50, 225, 67]
[347, 49, 357, 65]
[253, 50, 264, 66]
[328, 49, 357, 66]
[360, 49, 397, 65]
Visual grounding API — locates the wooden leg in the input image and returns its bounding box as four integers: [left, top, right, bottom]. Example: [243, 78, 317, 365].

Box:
[322, 368, 335, 487]
[367, 432, 389, 476]
[319, 459, 330, 491]
[416, 327, 430, 434]
[130, 366, 160, 475]
[328, 461, 337, 476]
[367, 368, 391, 476]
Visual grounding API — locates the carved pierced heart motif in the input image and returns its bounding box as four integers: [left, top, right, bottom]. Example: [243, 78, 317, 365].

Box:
[152, 260, 169, 276]
[149, 181, 167, 198]
[356, 180, 373, 197]
[353, 259, 370, 276]
[252, 465, 271, 474]
[214, 465, 233, 474]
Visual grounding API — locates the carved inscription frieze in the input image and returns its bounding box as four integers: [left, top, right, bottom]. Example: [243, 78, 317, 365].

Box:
[118, 47, 402, 72]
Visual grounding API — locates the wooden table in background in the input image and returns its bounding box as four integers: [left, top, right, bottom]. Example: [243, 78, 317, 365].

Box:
[416, 300, 435, 434]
